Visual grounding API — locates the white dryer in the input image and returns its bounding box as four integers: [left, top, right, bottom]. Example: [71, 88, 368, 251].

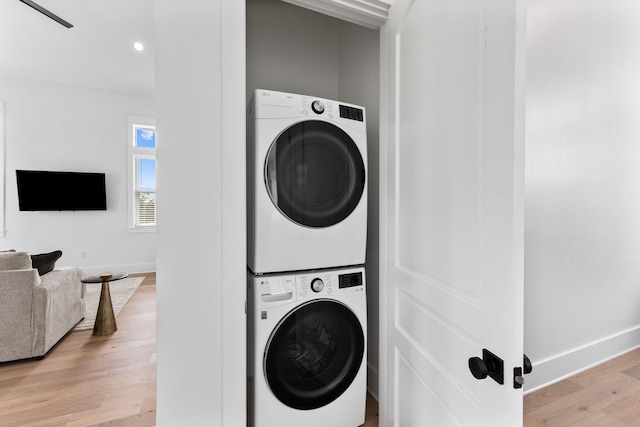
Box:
[247, 266, 367, 427]
[247, 89, 368, 274]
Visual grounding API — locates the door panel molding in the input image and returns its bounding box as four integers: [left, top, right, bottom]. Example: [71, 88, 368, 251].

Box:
[395, 0, 486, 303]
[396, 349, 463, 425]
[396, 287, 484, 405]
[396, 262, 484, 309]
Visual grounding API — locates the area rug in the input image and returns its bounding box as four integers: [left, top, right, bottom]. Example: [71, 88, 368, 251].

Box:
[72, 276, 145, 332]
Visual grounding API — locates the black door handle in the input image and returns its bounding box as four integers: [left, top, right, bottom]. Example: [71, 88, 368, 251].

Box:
[523, 354, 532, 374]
[468, 357, 489, 380]
[468, 349, 504, 385]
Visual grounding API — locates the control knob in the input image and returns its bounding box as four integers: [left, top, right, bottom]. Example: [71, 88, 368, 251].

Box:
[311, 100, 325, 114]
[311, 278, 324, 293]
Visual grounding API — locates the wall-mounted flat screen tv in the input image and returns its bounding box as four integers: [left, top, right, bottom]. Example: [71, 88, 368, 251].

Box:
[16, 170, 107, 211]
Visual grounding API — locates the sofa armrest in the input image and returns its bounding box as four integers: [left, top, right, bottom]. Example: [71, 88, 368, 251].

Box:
[32, 267, 84, 355]
[38, 267, 84, 300]
[0, 268, 40, 362]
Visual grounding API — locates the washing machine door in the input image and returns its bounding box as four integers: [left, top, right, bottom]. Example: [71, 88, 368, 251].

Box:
[265, 120, 366, 227]
[264, 299, 365, 410]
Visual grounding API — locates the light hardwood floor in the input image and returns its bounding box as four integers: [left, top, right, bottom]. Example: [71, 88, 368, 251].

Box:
[0, 272, 379, 427]
[524, 348, 640, 426]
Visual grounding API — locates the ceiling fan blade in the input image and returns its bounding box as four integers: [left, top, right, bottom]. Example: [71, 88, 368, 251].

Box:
[18, 0, 73, 28]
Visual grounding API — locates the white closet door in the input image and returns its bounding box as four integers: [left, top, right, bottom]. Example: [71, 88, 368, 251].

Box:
[379, 0, 526, 425]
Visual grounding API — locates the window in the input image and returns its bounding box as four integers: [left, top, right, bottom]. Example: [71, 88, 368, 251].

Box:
[128, 116, 156, 230]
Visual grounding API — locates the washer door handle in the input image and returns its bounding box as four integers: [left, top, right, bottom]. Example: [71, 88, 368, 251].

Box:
[261, 291, 294, 302]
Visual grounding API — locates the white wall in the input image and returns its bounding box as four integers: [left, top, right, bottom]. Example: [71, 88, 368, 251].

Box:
[246, 0, 380, 397]
[154, 0, 245, 425]
[0, 75, 155, 274]
[525, 0, 640, 391]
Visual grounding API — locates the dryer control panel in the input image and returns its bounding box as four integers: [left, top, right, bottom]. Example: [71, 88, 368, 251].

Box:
[251, 89, 367, 132]
[301, 96, 334, 119]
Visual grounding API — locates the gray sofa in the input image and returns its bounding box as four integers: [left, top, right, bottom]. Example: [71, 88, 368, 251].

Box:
[0, 251, 85, 362]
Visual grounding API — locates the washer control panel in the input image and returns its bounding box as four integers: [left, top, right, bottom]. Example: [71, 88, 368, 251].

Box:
[253, 266, 365, 309]
[297, 267, 365, 299]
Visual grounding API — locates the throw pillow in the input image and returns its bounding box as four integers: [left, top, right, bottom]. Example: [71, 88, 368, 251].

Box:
[30, 250, 63, 276]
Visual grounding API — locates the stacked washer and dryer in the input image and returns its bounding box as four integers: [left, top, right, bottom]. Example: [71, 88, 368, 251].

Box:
[247, 89, 368, 427]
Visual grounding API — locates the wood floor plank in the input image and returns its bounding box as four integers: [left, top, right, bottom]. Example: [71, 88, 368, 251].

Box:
[523, 378, 584, 413]
[622, 362, 640, 381]
[570, 348, 640, 388]
[0, 391, 106, 426]
[602, 393, 640, 425]
[572, 411, 629, 427]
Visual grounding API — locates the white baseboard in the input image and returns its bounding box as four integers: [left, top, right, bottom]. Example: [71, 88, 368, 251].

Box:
[525, 325, 640, 394]
[73, 262, 156, 277]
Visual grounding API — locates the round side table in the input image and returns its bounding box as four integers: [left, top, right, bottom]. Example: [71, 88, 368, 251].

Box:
[81, 273, 128, 336]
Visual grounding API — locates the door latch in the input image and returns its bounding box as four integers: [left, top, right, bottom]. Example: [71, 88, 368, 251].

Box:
[513, 354, 533, 389]
[468, 349, 504, 385]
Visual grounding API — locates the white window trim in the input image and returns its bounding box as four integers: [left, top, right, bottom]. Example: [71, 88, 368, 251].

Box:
[128, 115, 156, 232]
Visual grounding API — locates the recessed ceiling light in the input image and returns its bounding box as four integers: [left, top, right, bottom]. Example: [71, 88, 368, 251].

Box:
[133, 42, 144, 52]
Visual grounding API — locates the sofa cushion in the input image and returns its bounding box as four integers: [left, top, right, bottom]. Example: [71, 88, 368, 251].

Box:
[30, 250, 63, 276]
[0, 251, 32, 271]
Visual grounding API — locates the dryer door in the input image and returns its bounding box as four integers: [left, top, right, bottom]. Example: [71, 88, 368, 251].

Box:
[265, 120, 365, 227]
[264, 299, 365, 410]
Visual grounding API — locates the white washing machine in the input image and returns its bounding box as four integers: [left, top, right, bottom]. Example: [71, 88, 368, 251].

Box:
[247, 265, 367, 427]
[247, 89, 368, 274]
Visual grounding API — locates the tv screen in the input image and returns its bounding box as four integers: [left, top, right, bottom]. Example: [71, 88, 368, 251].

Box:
[16, 170, 107, 211]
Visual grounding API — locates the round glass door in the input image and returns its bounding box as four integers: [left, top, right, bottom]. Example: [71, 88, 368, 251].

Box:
[264, 299, 365, 410]
[265, 120, 365, 227]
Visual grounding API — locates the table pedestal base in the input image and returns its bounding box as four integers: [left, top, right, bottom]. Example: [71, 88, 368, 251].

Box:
[93, 281, 117, 336]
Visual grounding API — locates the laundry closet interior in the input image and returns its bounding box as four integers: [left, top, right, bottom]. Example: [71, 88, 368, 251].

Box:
[246, 0, 382, 400]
